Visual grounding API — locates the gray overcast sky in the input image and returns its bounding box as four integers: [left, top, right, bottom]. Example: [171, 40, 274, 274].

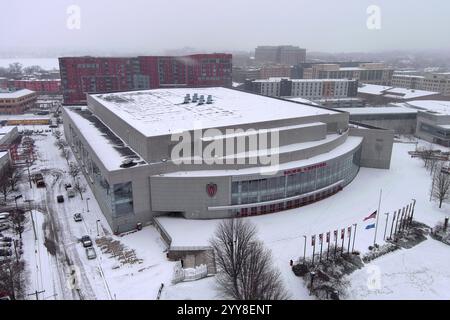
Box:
[1, 0, 449, 54]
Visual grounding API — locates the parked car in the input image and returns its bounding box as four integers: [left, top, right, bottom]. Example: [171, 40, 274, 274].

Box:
[56, 195, 64, 203]
[73, 213, 82, 222]
[0, 237, 12, 242]
[64, 183, 72, 190]
[80, 235, 92, 247]
[85, 247, 97, 260]
[0, 224, 9, 232]
[67, 188, 76, 198]
[36, 180, 46, 188]
[0, 249, 12, 257]
[0, 212, 10, 220]
[0, 242, 11, 248]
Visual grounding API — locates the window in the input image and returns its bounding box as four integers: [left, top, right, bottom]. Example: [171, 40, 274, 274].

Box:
[113, 182, 134, 216]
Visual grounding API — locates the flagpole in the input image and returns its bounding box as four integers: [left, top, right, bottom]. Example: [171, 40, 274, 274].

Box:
[373, 189, 382, 246]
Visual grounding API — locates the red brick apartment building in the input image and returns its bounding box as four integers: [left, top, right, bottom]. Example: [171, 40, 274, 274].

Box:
[8, 79, 61, 94]
[59, 54, 232, 104]
[0, 89, 37, 114]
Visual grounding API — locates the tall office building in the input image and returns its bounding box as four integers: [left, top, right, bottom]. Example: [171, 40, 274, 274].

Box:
[59, 54, 232, 104]
[255, 46, 306, 65]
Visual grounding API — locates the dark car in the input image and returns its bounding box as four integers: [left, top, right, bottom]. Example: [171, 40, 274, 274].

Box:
[80, 236, 92, 247]
[56, 195, 64, 203]
[0, 249, 12, 257]
[73, 213, 82, 222]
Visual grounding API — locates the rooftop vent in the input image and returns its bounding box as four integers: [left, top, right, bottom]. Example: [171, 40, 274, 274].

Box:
[206, 95, 213, 104]
[198, 95, 205, 105]
[192, 93, 198, 103]
[183, 94, 191, 104]
[120, 159, 137, 168]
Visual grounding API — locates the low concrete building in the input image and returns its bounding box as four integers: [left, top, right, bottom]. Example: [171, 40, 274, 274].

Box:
[63, 87, 393, 233]
[357, 83, 447, 105]
[0, 89, 37, 114]
[336, 107, 418, 135]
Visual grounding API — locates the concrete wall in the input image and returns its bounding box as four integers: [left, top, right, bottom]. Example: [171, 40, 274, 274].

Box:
[349, 127, 394, 169]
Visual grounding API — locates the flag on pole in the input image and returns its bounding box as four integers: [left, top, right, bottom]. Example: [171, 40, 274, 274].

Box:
[311, 235, 316, 246]
[365, 223, 376, 230]
[363, 210, 377, 221]
[347, 226, 352, 237]
[326, 232, 330, 243]
[341, 228, 345, 239]
[334, 230, 338, 240]
[319, 233, 323, 244]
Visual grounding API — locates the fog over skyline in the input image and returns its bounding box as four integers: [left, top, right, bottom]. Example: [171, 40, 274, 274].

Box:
[1, 0, 449, 56]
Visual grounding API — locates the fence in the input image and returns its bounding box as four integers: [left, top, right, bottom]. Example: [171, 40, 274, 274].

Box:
[172, 262, 208, 284]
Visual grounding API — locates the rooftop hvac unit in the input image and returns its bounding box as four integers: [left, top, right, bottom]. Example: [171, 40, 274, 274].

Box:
[183, 94, 191, 104]
[192, 93, 198, 103]
[206, 95, 213, 104]
[198, 95, 205, 105]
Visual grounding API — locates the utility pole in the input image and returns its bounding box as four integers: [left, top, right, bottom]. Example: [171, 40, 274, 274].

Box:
[326, 232, 330, 261]
[373, 189, 382, 246]
[96, 220, 101, 237]
[86, 197, 90, 212]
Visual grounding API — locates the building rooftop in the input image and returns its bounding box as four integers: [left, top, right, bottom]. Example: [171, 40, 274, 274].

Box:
[336, 106, 417, 115]
[358, 84, 438, 99]
[64, 107, 147, 171]
[90, 87, 337, 138]
[0, 89, 35, 99]
[393, 100, 450, 116]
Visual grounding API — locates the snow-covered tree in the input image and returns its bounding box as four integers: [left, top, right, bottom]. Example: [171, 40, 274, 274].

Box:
[431, 164, 450, 208]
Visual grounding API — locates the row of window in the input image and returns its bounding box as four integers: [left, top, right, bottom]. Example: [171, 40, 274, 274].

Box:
[69, 124, 134, 218]
[231, 146, 361, 206]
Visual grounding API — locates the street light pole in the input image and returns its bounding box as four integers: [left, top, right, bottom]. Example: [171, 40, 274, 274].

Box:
[86, 197, 90, 212]
[96, 220, 101, 237]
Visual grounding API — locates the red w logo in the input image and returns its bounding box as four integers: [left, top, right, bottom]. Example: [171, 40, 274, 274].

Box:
[206, 183, 217, 197]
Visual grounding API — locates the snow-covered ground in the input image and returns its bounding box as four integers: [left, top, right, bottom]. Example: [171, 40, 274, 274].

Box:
[8, 122, 450, 300]
[346, 238, 450, 300]
[157, 141, 450, 299]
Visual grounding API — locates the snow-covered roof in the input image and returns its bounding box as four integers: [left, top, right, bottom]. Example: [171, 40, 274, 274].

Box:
[285, 97, 319, 105]
[0, 126, 17, 135]
[358, 83, 438, 99]
[336, 107, 417, 115]
[395, 100, 450, 116]
[64, 107, 148, 171]
[358, 84, 392, 95]
[90, 87, 337, 138]
[0, 89, 35, 99]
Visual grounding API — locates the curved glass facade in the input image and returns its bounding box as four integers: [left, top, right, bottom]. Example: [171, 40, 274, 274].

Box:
[230, 144, 362, 216]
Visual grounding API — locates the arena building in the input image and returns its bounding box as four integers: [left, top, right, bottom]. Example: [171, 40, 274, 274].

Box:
[62, 87, 394, 233]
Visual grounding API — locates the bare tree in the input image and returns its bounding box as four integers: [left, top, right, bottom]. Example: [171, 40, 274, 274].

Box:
[54, 138, 68, 150]
[60, 147, 71, 164]
[7, 167, 22, 191]
[68, 162, 80, 180]
[0, 260, 27, 300]
[210, 219, 289, 300]
[431, 164, 450, 208]
[53, 130, 62, 140]
[0, 181, 12, 203]
[10, 210, 26, 240]
[73, 180, 87, 200]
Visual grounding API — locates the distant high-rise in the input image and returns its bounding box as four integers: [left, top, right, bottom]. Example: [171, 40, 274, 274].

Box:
[255, 45, 306, 65]
[59, 54, 232, 104]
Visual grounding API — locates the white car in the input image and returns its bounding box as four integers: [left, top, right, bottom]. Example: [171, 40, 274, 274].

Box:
[85, 247, 97, 260]
[0, 212, 10, 220]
